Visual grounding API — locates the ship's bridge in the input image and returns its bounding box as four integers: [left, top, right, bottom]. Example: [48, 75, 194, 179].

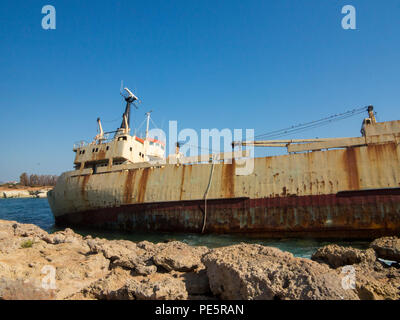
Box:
[73, 134, 165, 173]
[72, 87, 165, 173]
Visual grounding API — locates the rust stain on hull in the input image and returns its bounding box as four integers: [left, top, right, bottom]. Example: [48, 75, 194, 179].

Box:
[81, 175, 90, 199]
[124, 169, 137, 203]
[221, 160, 235, 198]
[137, 168, 150, 203]
[179, 165, 186, 200]
[343, 147, 360, 190]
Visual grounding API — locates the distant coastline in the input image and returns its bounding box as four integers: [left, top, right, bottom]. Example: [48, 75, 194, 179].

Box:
[0, 186, 52, 199]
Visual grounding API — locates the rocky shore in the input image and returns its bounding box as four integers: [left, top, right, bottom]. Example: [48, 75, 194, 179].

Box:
[0, 188, 50, 199]
[0, 219, 399, 300]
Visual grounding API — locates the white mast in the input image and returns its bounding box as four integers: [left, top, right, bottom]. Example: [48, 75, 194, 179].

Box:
[145, 110, 152, 139]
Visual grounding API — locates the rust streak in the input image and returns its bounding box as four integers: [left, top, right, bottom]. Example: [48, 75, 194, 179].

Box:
[343, 147, 360, 190]
[137, 168, 150, 203]
[221, 160, 235, 198]
[179, 165, 186, 200]
[81, 175, 90, 199]
[124, 169, 136, 204]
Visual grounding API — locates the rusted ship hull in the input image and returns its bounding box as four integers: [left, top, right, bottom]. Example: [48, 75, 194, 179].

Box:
[54, 191, 400, 238]
[48, 139, 400, 239]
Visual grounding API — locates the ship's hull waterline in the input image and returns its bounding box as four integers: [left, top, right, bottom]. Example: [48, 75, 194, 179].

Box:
[48, 142, 400, 239]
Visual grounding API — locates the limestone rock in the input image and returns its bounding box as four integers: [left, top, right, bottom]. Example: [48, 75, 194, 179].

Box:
[12, 221, 48, 240]
[370, 237, 400, 262]
[153, 241, 209, 272]
[180, 269, 210, 295]
[122, 274, 188, 300]
[0, 278, 56, 300]
[2, 190, 32, 199]
[311, 245, 376, 268]
[202, 244, 359, 300]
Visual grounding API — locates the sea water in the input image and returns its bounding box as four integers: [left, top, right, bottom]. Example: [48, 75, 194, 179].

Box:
[0, 198, 369, 258]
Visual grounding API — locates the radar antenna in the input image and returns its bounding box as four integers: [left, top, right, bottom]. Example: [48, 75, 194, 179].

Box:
[119, 84, 140, 133]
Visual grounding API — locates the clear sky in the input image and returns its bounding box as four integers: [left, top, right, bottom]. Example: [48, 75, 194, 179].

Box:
[0, 0, 399, 182]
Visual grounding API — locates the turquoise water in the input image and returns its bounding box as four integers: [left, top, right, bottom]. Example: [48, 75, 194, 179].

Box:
[0, 198, 370, 258]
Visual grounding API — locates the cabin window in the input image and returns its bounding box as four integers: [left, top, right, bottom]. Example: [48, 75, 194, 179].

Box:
[130, 147, 133, 151]
[112, 159, 125, 166]
[150, 141, 154, 146]
[95, 148, 99, 152]
[82, 150, 85, 154]
[92, 148, 95, 152]
[106, 146, 109, 150]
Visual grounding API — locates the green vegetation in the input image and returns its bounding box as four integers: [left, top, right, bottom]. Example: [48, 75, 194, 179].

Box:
[20, 239, 34, 248]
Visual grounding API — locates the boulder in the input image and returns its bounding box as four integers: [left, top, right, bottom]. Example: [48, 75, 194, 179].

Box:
[0, 278, 56, 300]
[153, 241, 209, 272]
[121, 274, 188, 300]
[202, 244, 359, 300]
[311, 245, 376, 268]
[370, 237, 400, 262]
[12, 222, 48, 239]
[180, 269, 211, 295]
[76, 268, 133, 300]
[352, 261, 400, 300]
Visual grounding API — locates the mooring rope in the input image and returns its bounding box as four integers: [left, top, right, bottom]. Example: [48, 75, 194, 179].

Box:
[201, 158, 215, 234]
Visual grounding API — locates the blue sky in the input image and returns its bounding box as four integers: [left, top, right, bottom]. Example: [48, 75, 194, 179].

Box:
[0, 0, 399, 181]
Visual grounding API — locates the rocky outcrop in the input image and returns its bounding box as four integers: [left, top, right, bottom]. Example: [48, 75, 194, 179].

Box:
[1, 189, 50, 199]
[0, 219, 399, 300]
[311, 242, 400, 300]
[311, 245, 376, 268]
[202, 244, 359, 300]
[153, 241, 208, 272]
[2, 190, 31, 199]
[370, 237, 400, 262]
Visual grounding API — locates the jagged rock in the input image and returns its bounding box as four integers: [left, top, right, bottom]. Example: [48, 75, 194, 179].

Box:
[180, 269, 210, 295]
[370, 237, 400, 262]
[0, 278, 56, 300]
[153, 241, 209, 272]
[202, 244, 359, 300]
[12, 221, 48, 240]
[2, 220, 398, 300]
[86, 237, 158, 275]
[87, 238, 138, 260]
[311, 245, 376, 268]
[0, 222, 110, 299]
[352, 261, 400, 300]
[43, 228, 84, 245]
[121, 274, 188, 300]
[76, 268, 133, 300]
[112, 256, 158, 276]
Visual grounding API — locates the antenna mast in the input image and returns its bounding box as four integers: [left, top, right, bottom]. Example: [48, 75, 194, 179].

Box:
[119, 87, 138, 134]
[145, 110, 153, 139]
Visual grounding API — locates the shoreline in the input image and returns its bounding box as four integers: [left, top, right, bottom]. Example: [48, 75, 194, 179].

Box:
[0, 186, 51, 199]
[0, 219, 399, 300]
